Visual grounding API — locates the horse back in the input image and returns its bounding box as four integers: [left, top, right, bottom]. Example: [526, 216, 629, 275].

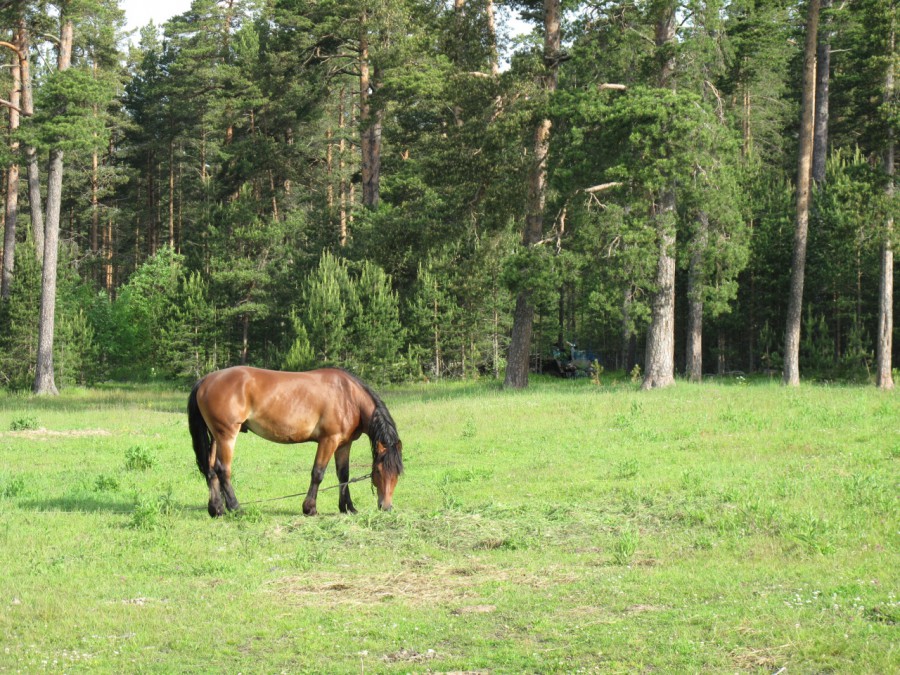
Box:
[196, 366, 367, 445]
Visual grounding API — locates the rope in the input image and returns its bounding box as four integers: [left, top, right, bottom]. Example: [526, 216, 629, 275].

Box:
[239, 472, 373, 506]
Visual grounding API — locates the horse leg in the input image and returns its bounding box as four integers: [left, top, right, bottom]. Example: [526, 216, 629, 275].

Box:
[214, 435, 240, 512]
[303, 436, 339, 516]
[334, 442, 357, 514]
[206, 438, 225, 518]
[207, 427, 240, 517]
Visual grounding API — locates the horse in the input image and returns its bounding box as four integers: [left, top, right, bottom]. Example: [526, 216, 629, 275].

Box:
[187, 366, 403, 518]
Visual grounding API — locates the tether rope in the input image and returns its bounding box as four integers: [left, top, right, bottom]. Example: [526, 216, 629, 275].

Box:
[239, 472, 373, 506]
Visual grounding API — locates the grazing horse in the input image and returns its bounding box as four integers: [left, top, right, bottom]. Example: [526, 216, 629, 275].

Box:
[187, 366, 403, 517]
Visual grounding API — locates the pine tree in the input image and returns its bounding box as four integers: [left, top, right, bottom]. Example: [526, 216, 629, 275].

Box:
[783, 0, 821, 386]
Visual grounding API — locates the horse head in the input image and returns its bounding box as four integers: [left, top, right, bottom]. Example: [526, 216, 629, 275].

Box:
[372, 439, 403, 511]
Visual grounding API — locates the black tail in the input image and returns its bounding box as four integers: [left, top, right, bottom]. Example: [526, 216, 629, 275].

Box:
[188, 380, 212, 477]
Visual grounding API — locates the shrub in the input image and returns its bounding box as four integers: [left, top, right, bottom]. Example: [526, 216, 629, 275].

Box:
[124, 445, 156, 471]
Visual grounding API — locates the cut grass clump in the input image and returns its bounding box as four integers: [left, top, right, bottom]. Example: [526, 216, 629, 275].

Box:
[9, 415, 37, 431]
[613, 526, 639, 565]
[124, 444, 156, 471]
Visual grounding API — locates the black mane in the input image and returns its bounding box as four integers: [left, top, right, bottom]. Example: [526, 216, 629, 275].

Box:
[341, 370, 404, 477]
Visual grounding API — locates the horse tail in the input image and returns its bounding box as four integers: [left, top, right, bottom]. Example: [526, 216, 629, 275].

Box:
[188, 380, 212, 477]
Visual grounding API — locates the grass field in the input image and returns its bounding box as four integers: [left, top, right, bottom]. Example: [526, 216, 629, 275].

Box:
[0, 376, 897, 673]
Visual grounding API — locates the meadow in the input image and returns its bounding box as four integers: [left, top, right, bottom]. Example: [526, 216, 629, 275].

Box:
[0, 376, 897, 673]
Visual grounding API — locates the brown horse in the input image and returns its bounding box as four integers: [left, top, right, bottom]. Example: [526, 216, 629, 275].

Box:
[187, 366, 403, 517]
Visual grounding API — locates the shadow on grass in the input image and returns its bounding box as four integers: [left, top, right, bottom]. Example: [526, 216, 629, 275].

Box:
[0, 383, 190, 415]
[17, 495, 135, 514]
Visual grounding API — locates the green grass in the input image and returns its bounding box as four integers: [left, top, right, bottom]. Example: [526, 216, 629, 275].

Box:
[0, 377, 897, 672]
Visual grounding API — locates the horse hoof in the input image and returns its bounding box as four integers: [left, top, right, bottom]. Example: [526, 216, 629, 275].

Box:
[208, 503, 224, 518]
[340, 504, 358, 515]
[302, 502, 317, 516]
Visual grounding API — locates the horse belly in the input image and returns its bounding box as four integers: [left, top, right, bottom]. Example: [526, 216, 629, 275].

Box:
[244, 417, 318, 444]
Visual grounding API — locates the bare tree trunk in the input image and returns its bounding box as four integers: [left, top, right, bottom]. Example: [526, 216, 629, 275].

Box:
[326, 126, 334, 217]
[504, 0, 561, 389]
[686, 213, 709, 382]
[486, 0, 500, 76]
[91, 150, 99, 263]
[620, 284, 635, 371]
[642, 1, 677, 390]
[2, 43, 21, 300]
[34, 18, 73, 396]
[339, 86, 348, 245]
[168, 140, 175, 248]
[783, 0, 821, 386]
[812, 0, 832, 184]
[241, 313, 249, 365]
[14, 20, 43, 263]
[104, 211, 113, 292]
[876, 23, 895, 390]
[642, 193, 677, 389]
[360, 11, 383, 209]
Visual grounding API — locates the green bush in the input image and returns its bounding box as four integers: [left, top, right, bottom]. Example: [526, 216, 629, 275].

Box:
[124, 445, 156, 471]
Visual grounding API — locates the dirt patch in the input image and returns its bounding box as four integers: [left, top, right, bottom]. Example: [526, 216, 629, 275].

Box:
[731, 643, 792, 670]
[453, 604, 496, 614]
[4, 428, 111, 439]
[383, 648, 436, 663]
[267, 568, 479, 606]
[267, 563, 576, 607]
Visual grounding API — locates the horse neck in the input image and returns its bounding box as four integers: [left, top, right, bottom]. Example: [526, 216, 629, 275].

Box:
[354, 385, 379, 436]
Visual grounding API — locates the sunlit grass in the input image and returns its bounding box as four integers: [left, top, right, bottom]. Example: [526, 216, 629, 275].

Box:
[0, 376, 897, 672]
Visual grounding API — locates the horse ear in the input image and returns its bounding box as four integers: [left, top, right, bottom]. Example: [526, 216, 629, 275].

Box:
[376, 441, 388, 455]
[397, 440, 403, 452]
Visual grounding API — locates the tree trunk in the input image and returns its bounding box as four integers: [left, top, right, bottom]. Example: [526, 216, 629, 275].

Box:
[486, 0, 500, 76]
[620, 284, 635, 371]
[241, 312, 250, 365]
[876, 23, 895, 390]
[91, 150, 99, 264]
[360, 11, 383, 209]
[105, 211, 113, 292]
[34, 18, 73, 396]
[2, 44, 21, 301]
[642, 0, 677, 390]
[686, 213, 709, 382]
[169, 140, 175, 248]
[14, 20, 43, 264]
[642, 192, 677, 390]
[339, 86, 348, 245]
[783, 0, 821, 386]
[504, 0, 561, 389]
[812, 0, 831, 185]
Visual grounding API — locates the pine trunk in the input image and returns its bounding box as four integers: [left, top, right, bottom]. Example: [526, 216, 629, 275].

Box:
[360, 12, 382, 209]
[91, 150, 99, 260]
[642, 1, 677, 390]
[812, 0, 831, 184]
[504, 0, 560, 389]
[876, 24, 895, 390]
[783, 0, 821, 386]
[339, 86, 348, 245]
[642, 192, 677, 390]
[686, 213, 709, 382]
[486, 0, 500, 76]
[169, 140, 175, 248]
[33, 18, 73, 396]
[2, 48, 21, 300]
[16, 21, 43, 263]
[620, 284, 635, 371]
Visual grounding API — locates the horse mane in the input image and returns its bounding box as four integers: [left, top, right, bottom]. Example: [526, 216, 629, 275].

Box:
[340, 369, 404, 477]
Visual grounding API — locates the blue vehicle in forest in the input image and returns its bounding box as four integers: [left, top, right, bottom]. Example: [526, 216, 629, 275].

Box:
[551, 342, 597, 378]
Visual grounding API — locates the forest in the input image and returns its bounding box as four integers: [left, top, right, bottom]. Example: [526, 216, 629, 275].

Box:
[0, 0, 897, 392]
